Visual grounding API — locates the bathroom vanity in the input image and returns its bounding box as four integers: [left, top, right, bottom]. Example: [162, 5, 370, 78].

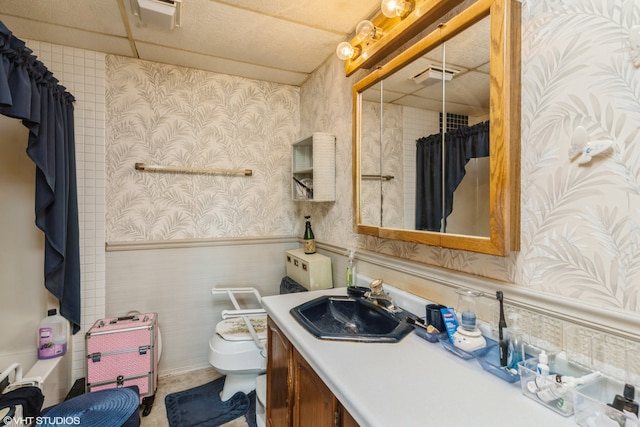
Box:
[267, 317, 358, 427]
[263, 288, 576, 427]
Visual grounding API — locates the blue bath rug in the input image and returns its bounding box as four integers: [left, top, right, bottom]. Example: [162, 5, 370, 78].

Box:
[165, 376, 256, 427]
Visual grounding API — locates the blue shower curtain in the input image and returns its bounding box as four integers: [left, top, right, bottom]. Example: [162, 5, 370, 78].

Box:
[0, 21, 80, 334]
[415, 120, 490, 232]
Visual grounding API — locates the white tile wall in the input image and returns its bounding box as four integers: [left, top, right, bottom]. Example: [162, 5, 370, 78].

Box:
[26, 40, 107, 381]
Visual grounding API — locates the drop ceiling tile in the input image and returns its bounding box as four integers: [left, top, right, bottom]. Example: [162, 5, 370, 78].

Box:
[0, 0, 127, 36]
[444, 16, 489, 70]
[216, 0, 381, 34]
[127, 0, 343, 73]
[0, 15, 134, 57]
[135, 42, 308, 86]
[445, 71, 490, 108]
[396, 95, 444, 111]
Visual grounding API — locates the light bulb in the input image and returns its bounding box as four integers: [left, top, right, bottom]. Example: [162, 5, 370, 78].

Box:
[354, 20, 381, 43]
[381, 0, 413, 18]
[336, 42, 359, 61]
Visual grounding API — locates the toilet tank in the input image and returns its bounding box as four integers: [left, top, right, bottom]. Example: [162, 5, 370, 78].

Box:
[285, 249, 333, 291]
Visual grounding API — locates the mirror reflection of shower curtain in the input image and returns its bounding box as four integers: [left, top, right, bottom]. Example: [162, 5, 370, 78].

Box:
[415, 121, 490, 231]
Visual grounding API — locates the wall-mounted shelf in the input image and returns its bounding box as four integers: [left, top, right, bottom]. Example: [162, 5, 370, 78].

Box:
[292, 133, 335, 202]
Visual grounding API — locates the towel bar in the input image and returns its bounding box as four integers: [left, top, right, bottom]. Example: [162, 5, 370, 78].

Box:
[135, 163, 252, 176]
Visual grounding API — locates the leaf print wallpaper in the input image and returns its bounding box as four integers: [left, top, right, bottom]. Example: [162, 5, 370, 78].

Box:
[106, 56, 300, 241]
[299, 0, 640, 312]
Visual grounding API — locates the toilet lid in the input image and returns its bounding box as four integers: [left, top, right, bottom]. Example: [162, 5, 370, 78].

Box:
[216, 315, 267, 341]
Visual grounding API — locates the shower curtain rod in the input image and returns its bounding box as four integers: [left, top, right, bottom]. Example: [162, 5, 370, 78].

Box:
[135, 163, 253, 176]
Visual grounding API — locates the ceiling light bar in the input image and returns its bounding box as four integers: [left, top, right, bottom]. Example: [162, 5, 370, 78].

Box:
[337, 0, 465, 76]
[380, 0, 414, 18]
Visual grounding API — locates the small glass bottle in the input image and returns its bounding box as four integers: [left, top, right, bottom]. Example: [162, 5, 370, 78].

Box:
[303, 216, 316, 254]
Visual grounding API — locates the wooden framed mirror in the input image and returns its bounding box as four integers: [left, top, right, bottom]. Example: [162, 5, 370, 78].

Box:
[352, 0, 521, 256]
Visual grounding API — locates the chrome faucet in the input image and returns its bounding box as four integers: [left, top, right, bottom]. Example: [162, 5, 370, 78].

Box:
[365, 279, 399, 313]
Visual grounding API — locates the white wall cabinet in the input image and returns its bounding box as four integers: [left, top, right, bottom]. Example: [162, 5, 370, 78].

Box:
[292, 132, 335, 202]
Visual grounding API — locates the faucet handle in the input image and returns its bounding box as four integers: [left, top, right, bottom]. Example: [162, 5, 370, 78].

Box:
[369, 279, 384, 294]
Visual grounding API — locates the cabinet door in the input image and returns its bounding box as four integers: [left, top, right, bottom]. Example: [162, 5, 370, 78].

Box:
[293, 348, 337, 427]
[340, 403, 359, 427]
[267, 317, 292, 427]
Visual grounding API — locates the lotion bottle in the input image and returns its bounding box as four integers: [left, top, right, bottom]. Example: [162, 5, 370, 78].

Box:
[537, 351, 550, 376]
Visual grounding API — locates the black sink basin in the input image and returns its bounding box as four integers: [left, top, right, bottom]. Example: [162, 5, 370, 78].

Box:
[290, 295, 413, 343]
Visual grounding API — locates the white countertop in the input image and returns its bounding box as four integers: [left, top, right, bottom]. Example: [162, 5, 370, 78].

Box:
[262, 288, 576, 427]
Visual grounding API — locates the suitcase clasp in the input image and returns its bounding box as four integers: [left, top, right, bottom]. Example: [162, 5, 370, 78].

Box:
[139, 345, 150, 355]
[88, 352, 101, 363]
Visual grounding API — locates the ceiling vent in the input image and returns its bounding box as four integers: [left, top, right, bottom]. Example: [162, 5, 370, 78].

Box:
[411, 65, 460, 85]
[131, 0, 182, 30]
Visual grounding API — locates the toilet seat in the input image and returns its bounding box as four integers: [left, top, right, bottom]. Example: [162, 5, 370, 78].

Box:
[215, 315, 267, 342]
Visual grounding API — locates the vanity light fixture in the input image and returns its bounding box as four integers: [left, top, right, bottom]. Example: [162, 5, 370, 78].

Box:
[336, 0, 465, 76]
[355, 20, 383, 43]
[336, 42, 361, 61]
[335, 20, 381, 62]
[380, 0, 414, 18]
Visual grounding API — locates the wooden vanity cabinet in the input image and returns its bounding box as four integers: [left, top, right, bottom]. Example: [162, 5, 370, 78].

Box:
[267, 317, 293, 427]
[267, 317, 359, 427]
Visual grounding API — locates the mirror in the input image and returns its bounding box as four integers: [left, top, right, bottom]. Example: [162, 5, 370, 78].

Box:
[353, 0, 521, 256]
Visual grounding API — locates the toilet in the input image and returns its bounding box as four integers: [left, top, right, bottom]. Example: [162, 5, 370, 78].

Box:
[208, 314, 267, 401]
[208, 288, 268, 401]
[208, 278, 310, 415]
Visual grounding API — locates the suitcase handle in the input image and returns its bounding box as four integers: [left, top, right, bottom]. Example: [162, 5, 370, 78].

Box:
[110, 315, 140, 324]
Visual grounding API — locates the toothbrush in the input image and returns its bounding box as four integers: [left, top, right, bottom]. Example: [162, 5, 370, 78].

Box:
[496, 291, 508, 367]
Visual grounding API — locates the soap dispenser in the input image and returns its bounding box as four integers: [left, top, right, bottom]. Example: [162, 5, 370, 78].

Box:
[346, 248, 357, 287]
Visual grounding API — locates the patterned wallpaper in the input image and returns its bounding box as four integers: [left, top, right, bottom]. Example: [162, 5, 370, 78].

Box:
[300, 0, 640, 312]
[105, 56, 300, 241]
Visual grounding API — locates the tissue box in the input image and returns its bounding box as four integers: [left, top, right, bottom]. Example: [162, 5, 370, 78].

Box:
[285, 249, 332, 291]
[518, 353, 593, 416]
[574, 377, 639, 427]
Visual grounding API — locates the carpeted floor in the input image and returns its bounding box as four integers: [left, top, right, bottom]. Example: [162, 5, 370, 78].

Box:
[140, 368, 251, 427]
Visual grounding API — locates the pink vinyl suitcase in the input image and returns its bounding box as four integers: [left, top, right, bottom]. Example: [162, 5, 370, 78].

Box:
[85, 312, 158, 415]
